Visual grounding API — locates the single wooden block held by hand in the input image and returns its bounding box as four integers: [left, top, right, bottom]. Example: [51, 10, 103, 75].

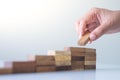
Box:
[78, 31, 90, 46]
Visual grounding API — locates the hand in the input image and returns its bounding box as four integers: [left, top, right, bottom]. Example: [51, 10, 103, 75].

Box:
[75, 7, 120, 42]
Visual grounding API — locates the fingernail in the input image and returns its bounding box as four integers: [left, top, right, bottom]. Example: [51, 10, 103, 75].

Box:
[90, 34, 96, 41]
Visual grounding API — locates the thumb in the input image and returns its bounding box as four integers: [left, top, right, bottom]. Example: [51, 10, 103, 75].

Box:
[90, 24, 107, 41]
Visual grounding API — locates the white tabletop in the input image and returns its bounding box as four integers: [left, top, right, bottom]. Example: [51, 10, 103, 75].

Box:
[0, 69, 120, 80]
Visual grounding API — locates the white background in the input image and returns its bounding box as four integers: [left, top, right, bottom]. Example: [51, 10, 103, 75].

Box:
[0, 0, 120, 69]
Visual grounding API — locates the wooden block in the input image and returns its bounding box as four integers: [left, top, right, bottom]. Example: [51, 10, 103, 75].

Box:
[71, 61, 84, 66]
[71, 66, 84, 70]
[37, 61, 55, 66]
[36, 55, 55, 61]
[55, 55, 71, 61]
[64, 47, 86, 53]
[85, 61, 96, 65]
[48, 50, 71, 66]
[71, 61, 84, 70]
[0, 68, 12, 74]
[36, 66, 56, 72]
[48, 50, 71, 56]
[85, 48, 96, 53]
[56, 66, 71, 71]
[84, 65, 96, 69]
[13, 61, 36, 73]
[56, 61, 71, 66]
[78, 30, 90, 46]
[64, 47, 96, 53]
[36, 55, 55, 66]
[71, 65, 84, 70]
[85, 52, 96, 57]
[71, 56, 85, 61]
[85, 57, 96, 61]
[71, 52, 85, 57]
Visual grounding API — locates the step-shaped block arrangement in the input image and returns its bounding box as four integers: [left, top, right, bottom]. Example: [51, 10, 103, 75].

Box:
[0, 47, 96, 75]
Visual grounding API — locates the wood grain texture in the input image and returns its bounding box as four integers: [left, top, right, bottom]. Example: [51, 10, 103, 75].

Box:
[85, 52, 96, 57]
[55, 55, 71, 61]
[56, 66, 71, 71]
[71, 61, 84, 66]
[71, 56, 85, 61]
[64, 47, 96, 53]
[84, 65, 96, 69]
[36, 66, 56, 72]
[36, 61, 55, 66]
[71, 61, 84, 70]
[48, 50, 71, 66]
[36, 55, 55, 61]
[36, 55, 55, 66]
[85, 61, 96, 65]
[64, 47, 86, 53]
[85, 57, 96, 61]
[71, 52, 85, 56]
[85, 48, 96, 53]
[13, 61, 36, 73]
[71, 65, 84, 70]
[78, 31, 90, 46]
[56, 61, 71, 66]
[0, 68, 12, 74]
[48, 50, 71, 55]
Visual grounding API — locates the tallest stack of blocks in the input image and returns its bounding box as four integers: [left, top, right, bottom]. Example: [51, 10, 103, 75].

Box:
[64, 47, 96, 70]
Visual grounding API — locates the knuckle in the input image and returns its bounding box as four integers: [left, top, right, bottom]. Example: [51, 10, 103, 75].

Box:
[91, 7, 98, 11]
[91, 7, 100, 13]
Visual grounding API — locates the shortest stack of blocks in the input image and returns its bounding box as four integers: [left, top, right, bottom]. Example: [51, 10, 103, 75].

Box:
[0, 47, 96, 75]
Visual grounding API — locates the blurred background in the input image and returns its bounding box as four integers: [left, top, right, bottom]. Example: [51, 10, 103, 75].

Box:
[0, 0, 120, 69]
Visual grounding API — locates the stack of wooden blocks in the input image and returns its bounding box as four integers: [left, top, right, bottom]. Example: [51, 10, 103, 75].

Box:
[48, 50, 71, 71]
[36, 55, 55, 72]
[64, 47, 96, 70]
[0, 47, 96, 75]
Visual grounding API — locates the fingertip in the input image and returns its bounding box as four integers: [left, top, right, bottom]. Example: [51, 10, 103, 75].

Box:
[88, 40, 92, 44]
[90, 33, 96, 41]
